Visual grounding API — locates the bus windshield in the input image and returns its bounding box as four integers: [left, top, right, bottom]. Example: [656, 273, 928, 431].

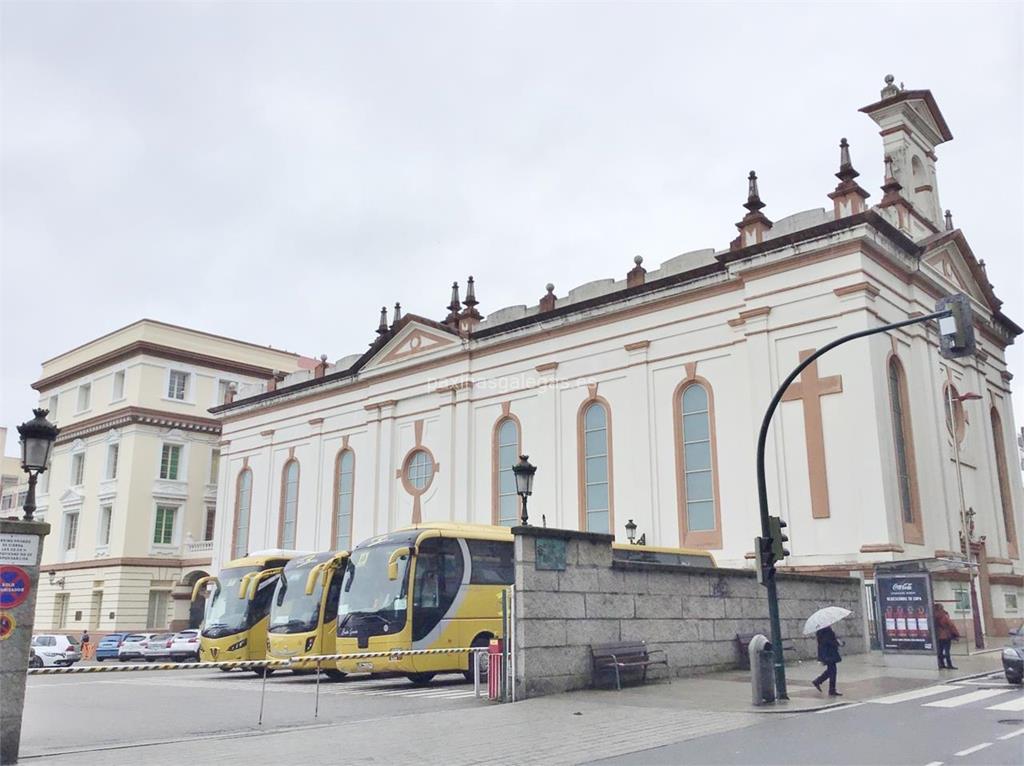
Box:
[338, 544, 410, 637]
[202, 566, 280, 638]
[269, 563, 323, 634]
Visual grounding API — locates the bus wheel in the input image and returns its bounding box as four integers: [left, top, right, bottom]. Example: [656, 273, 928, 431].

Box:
[407, 673, 435, 686]
[464, 634, 492, 683]
[252, 668, 275, 678]
[324, 669, 347, 681]
[219, 667, 232, 673]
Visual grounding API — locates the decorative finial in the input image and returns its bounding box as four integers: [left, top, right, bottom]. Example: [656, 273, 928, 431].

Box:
[376, 306, 389, 335]
[464, 276, 478, 309]
[392, 302, 402, 327]
[944, 209, 953, 231]
[884, 155, 895, 181]
[539, 283, 557, 313]
[881, 74, 900, 99]
[744, 171, 765, 213]
[627, 255, 647, 288]
[445, 282, 462, 325]
[634, 255, 643, 265]
[320, 354, 328, 363]
[546, 283, 555, 293]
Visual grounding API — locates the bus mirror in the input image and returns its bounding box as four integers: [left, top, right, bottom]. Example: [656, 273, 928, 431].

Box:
[237, 573, 254, 599]
[191, 576, 216, 602]
[305, 564, 323, 596]
[387, 547, 411, 581]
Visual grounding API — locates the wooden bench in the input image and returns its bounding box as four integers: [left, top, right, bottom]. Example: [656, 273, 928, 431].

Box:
[591, 641, 669, 690]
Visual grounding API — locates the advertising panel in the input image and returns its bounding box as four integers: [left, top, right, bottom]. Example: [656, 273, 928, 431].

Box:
[876, 573, 934, 653]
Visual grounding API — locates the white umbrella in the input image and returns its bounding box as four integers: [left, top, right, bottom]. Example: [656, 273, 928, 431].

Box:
[803, 606, 852, 635]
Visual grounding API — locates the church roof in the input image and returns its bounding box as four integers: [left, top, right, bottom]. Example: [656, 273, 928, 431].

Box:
[858, 88, 953, 143]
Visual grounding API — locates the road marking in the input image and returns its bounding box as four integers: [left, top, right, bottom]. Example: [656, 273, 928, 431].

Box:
[870, 685, 960, 704]
[997, 727, 1024, 741]
[923, 689, 1010, 708]
[984, 695, 1024, 712]
[953, 743, 991, 757]
[923, 761, 943, 766]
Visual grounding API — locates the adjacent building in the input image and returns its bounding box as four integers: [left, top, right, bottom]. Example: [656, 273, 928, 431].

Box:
[29, 320, 309, 633]
[210, 78, 1023, 636]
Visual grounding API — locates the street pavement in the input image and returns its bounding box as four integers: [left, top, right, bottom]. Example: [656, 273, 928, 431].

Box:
[17, 651, 1020, 765]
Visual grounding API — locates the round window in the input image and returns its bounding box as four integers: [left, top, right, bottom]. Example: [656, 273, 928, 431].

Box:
[404, 449, 435, 493]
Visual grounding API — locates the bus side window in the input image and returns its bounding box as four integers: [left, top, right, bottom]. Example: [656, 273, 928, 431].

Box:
[324, 571, 343, 623]
[467, 540, 514, 585]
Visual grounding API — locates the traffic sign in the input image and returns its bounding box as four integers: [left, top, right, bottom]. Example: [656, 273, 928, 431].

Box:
[0, 566, 31, 609]
[0, 612, 15, 640]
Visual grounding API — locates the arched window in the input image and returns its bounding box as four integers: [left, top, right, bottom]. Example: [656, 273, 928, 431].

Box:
[580, 401, 611, 533]
[990, 407, 1018, 557]
[333, 450, 355, 551]
[494, 418, 521, 527]
[675, 381, 721, 547]
[278, 460, 299, 548]
[233, 469, 252, 559]
[943, 383, 966, 443]
[888, 357, 922, 544]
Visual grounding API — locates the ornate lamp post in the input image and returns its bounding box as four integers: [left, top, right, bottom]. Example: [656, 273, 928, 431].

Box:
[624, 519, 646, 546]
[16, 408, 59, 522]
[511, 455, 536, 526]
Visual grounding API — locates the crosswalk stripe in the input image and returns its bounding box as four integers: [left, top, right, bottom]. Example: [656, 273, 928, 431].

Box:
[923, 689, 1011, 708]
[997, 727, 1024, 741]
[870, 685, 960, 705]
[985, 695, 1024, 712]
[953, 743, 991, 757]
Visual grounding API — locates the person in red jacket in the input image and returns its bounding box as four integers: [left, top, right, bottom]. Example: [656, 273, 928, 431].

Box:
[934, 603, 960, 670]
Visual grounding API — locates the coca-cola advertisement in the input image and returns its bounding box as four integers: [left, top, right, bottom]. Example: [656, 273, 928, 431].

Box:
[876, 573, 934, 652]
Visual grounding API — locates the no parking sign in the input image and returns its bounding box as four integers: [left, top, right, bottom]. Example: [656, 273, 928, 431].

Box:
[0, 565, 31, 609]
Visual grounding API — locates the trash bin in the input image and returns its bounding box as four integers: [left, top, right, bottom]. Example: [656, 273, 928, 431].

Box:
[748, 633, 776, 705]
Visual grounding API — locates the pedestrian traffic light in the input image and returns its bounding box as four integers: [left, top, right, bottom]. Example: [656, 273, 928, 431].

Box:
[936, 293, 975, 360]
[768, 515, 789, 563]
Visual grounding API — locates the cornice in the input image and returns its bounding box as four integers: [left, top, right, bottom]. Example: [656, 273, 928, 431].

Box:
[54, 406, 221, 445]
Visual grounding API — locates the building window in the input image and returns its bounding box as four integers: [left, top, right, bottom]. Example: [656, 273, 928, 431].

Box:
[943, 383, 966, 443]
[279, 460, 299, 548]
[334, 450, 354, 551]
[203, 505, 216, 541]
[48, 394, 59, 420]
[112, 370, 125, 401]
[160, 444, 181, 481]
[153, 505, 177, 545]
[70, 453, 85, 486]
[167, 370, 189, 401]
[55, 593, 69, 629]
[888, 358, 922, 543]
[146, 590, 169, 629]
[217, 380, 236, 405]
[105, 443, 119, 480]
[98, 505, 112, 546]
[679, 383, 716, 533]
[0, 495, 12, 510]
[494, 418, 520, 527]
[581, 401, 611, 534]
[76, 383, 91, 412]
[404, 450, 435, 492]
[1006, 592, 1019, 612]
[953, 588, 971, 613]
[17, 491, 27, 507]
[209, 449, 220, 485]
[991, 407, 1018, 556]
[64, 512, 79, 551]
[233, 469, 252, 559]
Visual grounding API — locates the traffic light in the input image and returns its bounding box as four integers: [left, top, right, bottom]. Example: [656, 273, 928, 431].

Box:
[936, 294, 975, 360]
[768, 515, 790, 563]
[755, 536, 771, 585]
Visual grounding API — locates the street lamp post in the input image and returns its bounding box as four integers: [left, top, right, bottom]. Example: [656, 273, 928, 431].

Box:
[16, 408, 60, 522]
[512, 455, 536, 526]
[624, 519, 646, 546]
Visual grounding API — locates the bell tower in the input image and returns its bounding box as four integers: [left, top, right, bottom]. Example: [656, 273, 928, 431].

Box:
[859, 75, 953, 233]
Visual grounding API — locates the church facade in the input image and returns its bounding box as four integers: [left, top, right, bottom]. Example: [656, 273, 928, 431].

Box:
[212, 78, 1024, 635]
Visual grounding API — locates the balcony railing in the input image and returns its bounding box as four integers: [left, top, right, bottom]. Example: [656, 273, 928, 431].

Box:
[186, 539, 214, 554]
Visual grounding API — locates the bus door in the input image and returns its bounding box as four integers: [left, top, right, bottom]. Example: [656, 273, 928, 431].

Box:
[411, 537, 464, 671]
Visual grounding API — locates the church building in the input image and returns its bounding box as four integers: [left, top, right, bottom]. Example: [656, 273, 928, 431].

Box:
[212, 77, 1023, 636]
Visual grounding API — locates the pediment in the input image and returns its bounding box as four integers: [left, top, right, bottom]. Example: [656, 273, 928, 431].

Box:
[363, 319, 459, 370]
[921, 237, 989, 307]
[60, 488, 84, 506]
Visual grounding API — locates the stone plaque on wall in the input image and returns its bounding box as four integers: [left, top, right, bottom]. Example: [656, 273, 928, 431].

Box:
[535, 538, 567, 570]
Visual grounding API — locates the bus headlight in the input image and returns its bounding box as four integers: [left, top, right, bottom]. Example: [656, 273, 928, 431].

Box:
[228, 638, 247, 652]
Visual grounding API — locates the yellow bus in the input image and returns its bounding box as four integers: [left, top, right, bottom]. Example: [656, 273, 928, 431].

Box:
[267, 550, 348, 678]
[334, 523, 715, 685]
[192, 550, 306, 675]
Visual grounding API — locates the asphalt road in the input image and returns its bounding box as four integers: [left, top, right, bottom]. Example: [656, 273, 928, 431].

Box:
[591, 672, 1024, 766]
[21, 667, 480, 760]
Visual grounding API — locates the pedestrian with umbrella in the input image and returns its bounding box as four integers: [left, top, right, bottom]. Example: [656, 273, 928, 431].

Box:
[804, 606, 851, 697]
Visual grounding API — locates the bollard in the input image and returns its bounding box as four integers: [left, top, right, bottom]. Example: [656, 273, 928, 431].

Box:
[748, 633, 775, 706]
[487, 639, 502, 701]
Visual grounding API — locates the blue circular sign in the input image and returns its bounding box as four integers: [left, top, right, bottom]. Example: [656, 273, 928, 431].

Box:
[0, 566, 30, 609]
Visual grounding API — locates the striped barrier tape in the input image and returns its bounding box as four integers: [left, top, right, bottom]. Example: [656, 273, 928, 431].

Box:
[28, 659, 290, 675]
[300, 647, 488, 663]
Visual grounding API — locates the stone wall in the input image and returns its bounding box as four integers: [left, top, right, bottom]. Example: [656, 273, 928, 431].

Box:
[513, 527, 866, 698]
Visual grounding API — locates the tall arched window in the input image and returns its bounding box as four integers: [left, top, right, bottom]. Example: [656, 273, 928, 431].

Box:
[943, 383, 966, 444]
[990, 407, 1018, 557]
[580, 401, 611, 533]
[333, 450, 355, 551]
[494, 417, 521, 527]
[233, 469, 252, 559]
[279, 460, 299, 548]
[888, 357, 922, 544]
[674, 380, 721, 547]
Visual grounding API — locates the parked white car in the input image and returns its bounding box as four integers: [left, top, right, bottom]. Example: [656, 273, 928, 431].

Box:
[118, 633, 157, 661]
[141, 633, 176, 661]
[30, 634, 82, 667]
[169, 629, 201, 662]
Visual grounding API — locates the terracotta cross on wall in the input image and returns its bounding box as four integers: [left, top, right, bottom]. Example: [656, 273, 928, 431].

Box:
[782, 349, 843, 519]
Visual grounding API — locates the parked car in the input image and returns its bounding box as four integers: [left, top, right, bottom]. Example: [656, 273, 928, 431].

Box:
[141, 633, 176, 661]
[169, 629, 201, 662]
[30, 634, 82, 667]
[1002, 623, 1023, 685]
[95, 632, 130, 662]
[118, 633, 157, 661]
[29, 646, 42, 668]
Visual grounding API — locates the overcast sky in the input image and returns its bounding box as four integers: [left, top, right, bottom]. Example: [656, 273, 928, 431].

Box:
[1, 1, 1021, 456]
